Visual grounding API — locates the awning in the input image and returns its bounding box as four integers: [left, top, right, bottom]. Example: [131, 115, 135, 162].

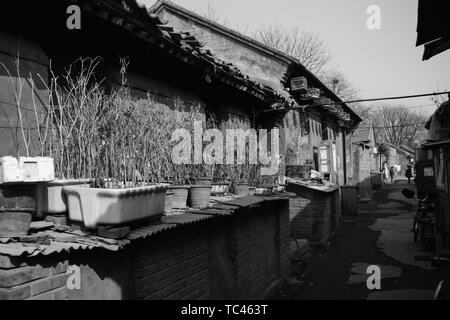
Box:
[421, 139, 450, 150]
[416, 0, 450, 60]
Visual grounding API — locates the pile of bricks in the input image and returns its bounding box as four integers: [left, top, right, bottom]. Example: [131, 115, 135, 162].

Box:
[0, 255, 69, 300]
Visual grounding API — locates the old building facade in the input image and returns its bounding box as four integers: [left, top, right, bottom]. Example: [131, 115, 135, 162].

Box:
[150, 0, 362, 186]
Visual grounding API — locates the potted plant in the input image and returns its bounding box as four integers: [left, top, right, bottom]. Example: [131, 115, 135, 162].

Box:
[211, 164, 231, 196]
[233, 163, 251, 197]
[169, 165, 191, 209]
[186, 113, 220, 208]
[34, 58, 106, 217]
[302, 159, 315, 180]
[188, 164, 213, 209]
[59, 58, 173, 228]
[0, 59, 55, 185]
[254, 172, 278, 195]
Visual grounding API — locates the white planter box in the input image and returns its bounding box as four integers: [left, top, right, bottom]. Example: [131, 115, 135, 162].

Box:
[36, 179, 91, 216]
[63, 184, 169, 229]
[0, 156, 55, 183]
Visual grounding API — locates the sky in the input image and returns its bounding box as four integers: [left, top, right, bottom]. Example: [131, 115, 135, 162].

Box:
[139, 0, 450, 116]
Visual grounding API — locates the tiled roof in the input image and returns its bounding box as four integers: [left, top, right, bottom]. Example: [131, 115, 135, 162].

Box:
[352, 122, 372, 143]
[150, 0, 361, 124]
[71, 0, 291, 106]
[416, 0, 450, 60]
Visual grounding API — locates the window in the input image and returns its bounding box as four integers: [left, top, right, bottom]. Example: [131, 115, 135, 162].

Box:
[435, 148, 446, 191]
[322, 124, 328, 140]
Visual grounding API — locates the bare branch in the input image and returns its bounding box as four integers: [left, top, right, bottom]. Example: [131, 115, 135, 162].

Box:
[254, 24, 330, 77]
[369, 105, 427, 149]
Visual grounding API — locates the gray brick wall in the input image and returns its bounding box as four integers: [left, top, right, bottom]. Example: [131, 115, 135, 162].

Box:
[133, 224, 210, 300]
[0, 256, 69, 300]
[288, 185, 339, 244]
[0, 198, 291, 300]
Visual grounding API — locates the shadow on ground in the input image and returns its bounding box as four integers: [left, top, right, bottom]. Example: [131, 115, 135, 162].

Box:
[273, 180, 446, 300]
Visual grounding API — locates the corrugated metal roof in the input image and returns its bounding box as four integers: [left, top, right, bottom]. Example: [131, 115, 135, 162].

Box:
[161, 212, 213, 225]
[126, 222, 178, 240]
[0, 195, 289, 257]
[0, 238, 130, 257]
[187, 208, 234, 216]
[222, 196, 272, 208]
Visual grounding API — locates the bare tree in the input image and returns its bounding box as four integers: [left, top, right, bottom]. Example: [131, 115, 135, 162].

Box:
[351, 103, 372, 119]
[254, 24, 361, 103]
[370, 106, 427, 148]
[197, 0, 229, 27]
[196, 4, 360, 103]
[323, 69, 359, 101]
[254, 24, 330, 77]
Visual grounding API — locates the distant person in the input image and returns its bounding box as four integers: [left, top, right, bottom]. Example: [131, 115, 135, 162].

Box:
[405, 165, 412, 184]
[383, 163, 389, 181]
[389, 166, 395, 183]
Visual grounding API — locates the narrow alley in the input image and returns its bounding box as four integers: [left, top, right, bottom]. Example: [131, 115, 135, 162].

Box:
[276, 180, 447, 300]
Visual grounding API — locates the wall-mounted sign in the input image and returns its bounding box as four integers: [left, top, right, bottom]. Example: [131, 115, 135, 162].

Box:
[290, 77, 307, 93]
[307, 88, 320, 99]
[319, 145, 330, 174]
[424, 167, 434, 177]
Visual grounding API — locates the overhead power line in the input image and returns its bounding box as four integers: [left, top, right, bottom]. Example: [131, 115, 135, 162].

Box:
[357, 121, 428, 129]
[327, 90, 450, 105]
[258, 90, 450, 114]
[370, 103, 438, 111]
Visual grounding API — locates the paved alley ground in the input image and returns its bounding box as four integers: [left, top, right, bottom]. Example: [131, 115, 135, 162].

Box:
[274, 180, 449, 300]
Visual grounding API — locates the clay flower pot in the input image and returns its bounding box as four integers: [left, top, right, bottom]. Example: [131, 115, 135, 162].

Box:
[0, 211, 32, 237]
[164, 190, 174, 213]
[189, 178, 212, 186]
[255, 185, 275, 196]
[234, 183, 250, 196]
[189, 185, 212, 209]
[301, 171, 310, 180]
[170, 186, 190, 209]
[211, 183, 229, 196]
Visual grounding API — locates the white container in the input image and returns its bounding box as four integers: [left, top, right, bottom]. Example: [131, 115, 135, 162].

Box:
[62, 184, 169, 229]
[36, 179, 91, 216]
[0, 156, 55, 183]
